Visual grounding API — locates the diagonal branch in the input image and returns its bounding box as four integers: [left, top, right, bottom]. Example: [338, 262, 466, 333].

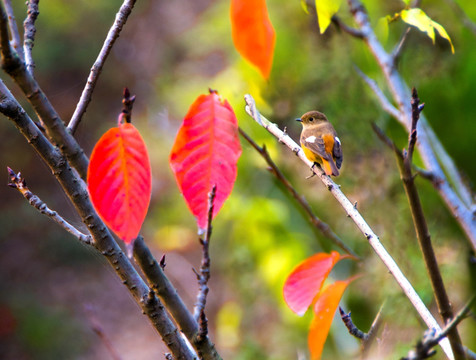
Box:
[2, 0, 22, 58]
[0, 79, 196, 360]
[23, 0, 39, 75]
[243, 93, 454, 359]
[68, 0, 137, 134]
[239, 127, 358, 258]
[7, 166, 93, 246]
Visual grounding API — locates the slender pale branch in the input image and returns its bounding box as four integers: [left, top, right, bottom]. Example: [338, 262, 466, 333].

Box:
[68, 0, 137, 134]
[23, 0, 39, 75]
[2, 0, 22, 58]
[0, 3, 89, 180]
[243, 93, 454, 359]
[7, 166, 93, 246]
[239, 127, 358, 258]
[0, 80, 196, 360]
[346, 0, 476, 249]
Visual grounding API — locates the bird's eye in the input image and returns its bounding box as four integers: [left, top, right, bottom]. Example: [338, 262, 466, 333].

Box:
[309, 117, 314, 121]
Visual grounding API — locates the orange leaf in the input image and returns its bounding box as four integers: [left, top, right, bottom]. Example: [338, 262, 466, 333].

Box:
[283, 251, 345, 316]
[230, 0, 276, 79]
[169, 90, 242, 230]
[88, 122, 151, 244]
[308, 279, 353, 360]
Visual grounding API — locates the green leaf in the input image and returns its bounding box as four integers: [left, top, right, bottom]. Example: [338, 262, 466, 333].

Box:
[400, 8, 454, 53]
[301, 0, 309, 14]
[375, 16, 390, 45]
[315, 0, 342, 34]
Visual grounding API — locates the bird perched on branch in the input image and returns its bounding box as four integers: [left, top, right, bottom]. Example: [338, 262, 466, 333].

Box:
[296, 111, 343, 176]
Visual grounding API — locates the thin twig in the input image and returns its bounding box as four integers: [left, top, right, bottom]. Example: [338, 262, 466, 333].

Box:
[68, 0, 137, 134]
[84, 304, 123, 360]
[362, 302, 385, 358]
[332, 15, 365, 38]
[23, 0, 39, 75]
[444, 0, 476, 37]
[397, 88, 465, 359]
[354, 66, 400, 120]
[391, 27, 411, 66]
[133, 236, 222, 360]
[194, 185, 217, 340]
[402, 295, 475, 360]
[243, 93, 453, 359]
[339, 307, 368, 341]
[7, 166, 92, 246]
[239, 127, 358, 258]
[3, 0, 22, 58]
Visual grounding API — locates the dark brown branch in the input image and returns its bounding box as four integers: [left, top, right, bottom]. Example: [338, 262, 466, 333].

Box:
[119, 87, 135, 124]
[0, 81, 196, 360]
[133, 236, 222, 360]
[339, 307, 368, 341]
[0, 4, 89, 180]
[23, 0, 39, 75]
[331, 15, 364, 38]
[194, 185, 217, 340]
[7, 166, 93, 245]
[68, 0, 137, 134]
[239, 127, 358, 258]
[378, 88, 465, 360]
[402, 296, 475, 360]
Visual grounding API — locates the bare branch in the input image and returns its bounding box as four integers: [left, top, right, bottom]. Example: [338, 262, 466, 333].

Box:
[331, 15, 364, 38]
[354, 66, 400, 120]
[243, 93, 453, 359]
[239, 127, 359, 258]
[339, 307, 368, 341]
[194, 185, 217, 340]
[403, 296, 475, 360]
[23, 0, 39, 75]
[391, 27, 411, 66]
[3, 0, 22, 58]
[133, 236, 222, 360]
[0, 4, 89, 180]
[346, 0, 476, 249]
[68, 0, 137, 134]
[7, 166, 92, 246]
[0, 80, 197, 360]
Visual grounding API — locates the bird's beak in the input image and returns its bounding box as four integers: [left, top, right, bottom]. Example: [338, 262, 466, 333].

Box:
[295, 118, 302, 122]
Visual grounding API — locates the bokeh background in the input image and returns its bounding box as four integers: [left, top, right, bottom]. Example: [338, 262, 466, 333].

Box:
[0, 0, 475, 359]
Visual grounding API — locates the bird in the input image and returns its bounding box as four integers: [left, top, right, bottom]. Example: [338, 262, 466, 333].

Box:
[296, 110, 342, 176]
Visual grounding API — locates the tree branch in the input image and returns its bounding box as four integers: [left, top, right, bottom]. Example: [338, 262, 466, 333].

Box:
[133, 237, 222, 360]
[243, 93, 454, 359]
[0, 3, 90, 180]
[7, 166, 93, 246]
[23, 0, 39, 75]
[0, 80, 196, 360]
[2, 0, 22, 58]
[346, 0, 476, 249]
[238, 127, 358, 258]
[68, 0, 137, 134]
[194, 185, 216, 340]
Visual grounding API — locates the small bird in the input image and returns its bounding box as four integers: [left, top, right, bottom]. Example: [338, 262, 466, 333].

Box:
[296, 110, 343, 176]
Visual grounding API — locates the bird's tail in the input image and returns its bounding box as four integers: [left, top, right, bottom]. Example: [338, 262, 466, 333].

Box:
[323, 159, 339, 176]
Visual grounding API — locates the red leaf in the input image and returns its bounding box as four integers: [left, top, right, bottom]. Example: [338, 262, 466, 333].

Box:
[230, 0, 276, 79]
[169, 90, 242, 230]
[308, 279, 353, 360]
[283, 251, 345, 316]
[88, 122, 151, 244]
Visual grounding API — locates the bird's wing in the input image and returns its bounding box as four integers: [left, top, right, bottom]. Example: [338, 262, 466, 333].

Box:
[301, 133, 332, 161]
[333, 136, 343, 169]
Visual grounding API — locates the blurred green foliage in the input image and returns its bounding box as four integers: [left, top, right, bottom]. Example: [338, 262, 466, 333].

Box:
[0, 0, 475, 359]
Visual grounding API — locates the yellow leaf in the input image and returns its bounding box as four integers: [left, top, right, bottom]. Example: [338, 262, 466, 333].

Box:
[400, 8, 454, 53]
[301, 0, 309, 14]
[315, 0, 342, 34]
